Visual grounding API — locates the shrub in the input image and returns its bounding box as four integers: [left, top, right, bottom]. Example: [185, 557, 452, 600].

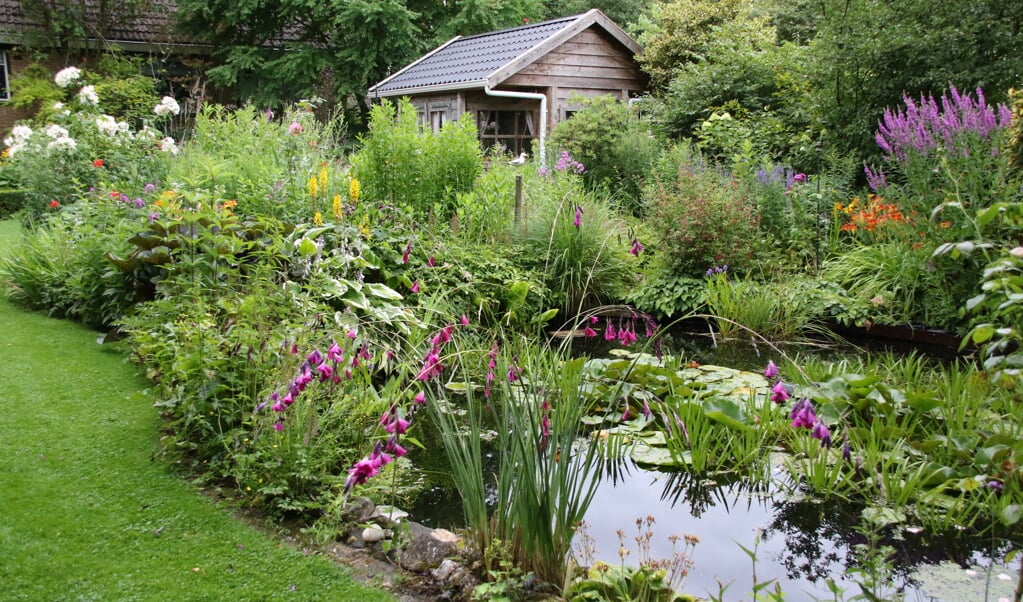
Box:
[351, 98, 482, 220]
[644, 143, 760, 277]
[167, 103, 348, 222]
[548, 95, 660, 212]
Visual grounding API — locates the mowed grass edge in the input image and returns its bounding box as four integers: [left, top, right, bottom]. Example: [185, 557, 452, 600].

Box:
[0, 220, 394, 602]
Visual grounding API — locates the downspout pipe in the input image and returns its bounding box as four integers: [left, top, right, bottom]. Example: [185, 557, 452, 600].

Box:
[484, 85, 547, 169]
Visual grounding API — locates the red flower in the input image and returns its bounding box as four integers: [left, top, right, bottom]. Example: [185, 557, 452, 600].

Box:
[92, 159, 104, 168]
[49, 200, 59, 208]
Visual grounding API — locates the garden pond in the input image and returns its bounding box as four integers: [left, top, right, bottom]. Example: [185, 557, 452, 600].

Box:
[410, 336, 1021, 601]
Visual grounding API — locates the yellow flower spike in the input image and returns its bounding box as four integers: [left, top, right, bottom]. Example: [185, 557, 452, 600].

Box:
[318, 168, 328, 194]
[313, 211, 323, 226]
[358, 215, 370, 238]
[332, 194, 342, 221]
[308, 175, 318, 199]
[349, 178, 360, 205]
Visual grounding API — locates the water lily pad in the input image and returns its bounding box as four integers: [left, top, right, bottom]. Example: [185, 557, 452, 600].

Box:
[630, 441, 680, 467]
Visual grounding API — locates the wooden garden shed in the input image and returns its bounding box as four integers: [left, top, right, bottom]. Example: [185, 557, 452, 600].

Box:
[367, 9, 647, 158]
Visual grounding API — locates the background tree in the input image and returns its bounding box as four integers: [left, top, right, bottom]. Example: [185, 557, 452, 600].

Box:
[174, 0, 421, 120]
[542, 0, 650, 29]
[18, 0, 152, 59]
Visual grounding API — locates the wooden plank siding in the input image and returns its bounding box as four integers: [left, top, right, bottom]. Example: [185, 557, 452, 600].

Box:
[503, 28, 645, 94]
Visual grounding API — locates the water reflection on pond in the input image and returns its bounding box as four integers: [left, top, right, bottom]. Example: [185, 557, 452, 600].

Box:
[411, 337, 1018, 600]
[584, 460, 1017, 601]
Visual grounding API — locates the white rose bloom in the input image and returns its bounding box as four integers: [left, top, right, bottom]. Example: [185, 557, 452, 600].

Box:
[136, 126, 157, 140]
[96, 115, 119, 136]
[11, 125, 34, 142]
[47, 135, 77, 153]
[153, 96, 181, 116]
[45, 124, 70, 139]
[116, 121, 131, 134]
[54, 66, 82, 88]
[78, 85, 99, 106]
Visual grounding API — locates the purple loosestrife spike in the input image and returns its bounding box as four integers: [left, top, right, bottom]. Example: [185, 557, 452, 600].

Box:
[573, 205, 583, 229]
[764, 361, 778, 379]
[770, 380, 789, 404]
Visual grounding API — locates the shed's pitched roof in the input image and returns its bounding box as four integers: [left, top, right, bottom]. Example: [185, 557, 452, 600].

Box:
[0, 0, 200, 49]
[369, 9, 641, 97]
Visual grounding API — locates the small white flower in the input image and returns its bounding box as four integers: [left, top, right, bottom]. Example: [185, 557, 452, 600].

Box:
[45, 124, 69, 139]
[46, 135, 77, 153]
[53, 102, 64, 110]
[136, 126, 157, 140]
[1009, 246, 1023, 258]
[965, 569, 978, 577]
[159, 136, 179, 155]
[998, 573, 1012, 581]
[54, 66, 82, 88]
[153, 96, 180, 116]
[77, 85, 99, 106]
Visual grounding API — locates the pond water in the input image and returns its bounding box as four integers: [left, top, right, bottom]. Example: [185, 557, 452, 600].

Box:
[409, 336, 1020, 600]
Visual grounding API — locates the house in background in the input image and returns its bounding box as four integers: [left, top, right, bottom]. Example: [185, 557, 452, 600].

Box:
[0, 0, 207, 133]
[367, 9, 647, 158]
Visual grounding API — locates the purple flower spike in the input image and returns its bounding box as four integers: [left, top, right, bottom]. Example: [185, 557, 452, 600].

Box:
[573, 205, 583, 229]
[629, 238, 644, 256]
[764, 360, 778, 379]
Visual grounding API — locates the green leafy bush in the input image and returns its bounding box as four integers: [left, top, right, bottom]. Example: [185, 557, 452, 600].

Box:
[643, 143, 760, 277]
[352, 98, 482, 219]
[549, 95, 660, 212]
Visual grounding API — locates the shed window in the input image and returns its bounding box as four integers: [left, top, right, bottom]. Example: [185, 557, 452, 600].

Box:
[0, 52, 9, 101]
[477, 110, 535, 155]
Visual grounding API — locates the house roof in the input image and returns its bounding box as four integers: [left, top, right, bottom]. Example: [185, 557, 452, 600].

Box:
[369, 9, 642, 98]
[0, 0, 202, 50]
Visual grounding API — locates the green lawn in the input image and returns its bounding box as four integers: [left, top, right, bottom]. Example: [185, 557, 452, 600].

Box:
[0, 220, 394, 601]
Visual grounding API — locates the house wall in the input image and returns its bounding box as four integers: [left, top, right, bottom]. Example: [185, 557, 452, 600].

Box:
[0, 48, 44, 134]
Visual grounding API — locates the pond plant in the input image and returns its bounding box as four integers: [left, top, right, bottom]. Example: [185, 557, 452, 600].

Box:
[2, 62, 1023, 601]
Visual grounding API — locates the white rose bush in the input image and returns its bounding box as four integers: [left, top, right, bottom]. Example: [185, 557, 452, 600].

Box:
[2, 65, 184, 223]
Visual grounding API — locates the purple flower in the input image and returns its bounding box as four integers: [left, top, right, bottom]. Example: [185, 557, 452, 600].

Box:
[460, 314, 470, 326]
[307, 349, 323, 365]
[411, 280, 420, 293]
[988, 480, 1004, 491]
[770, 380, 790, 404]
[811, 420, 832, 447]
[573, 205, 583, 229]
[629, 238, 644, 256]
[583, 326, 597, 337]
[315, 362, 333, 380]
[327, 342, 343, 363]
[401, 242, 412, 264]
[414, 392, 426, 405]
[604, 320, 616, 342]
[789, 398, 817, 429]
[792, 173, 807, 184]
[143, 183, 156, 193]
[764, 360, 778, 379]
[273, 421, 284, 432]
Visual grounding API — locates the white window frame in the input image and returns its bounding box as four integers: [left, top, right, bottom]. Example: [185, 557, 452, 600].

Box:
[0, 51, 9, 102]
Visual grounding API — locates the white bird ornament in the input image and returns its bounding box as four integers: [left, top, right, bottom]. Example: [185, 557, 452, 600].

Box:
[507, 152, 528, 166]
